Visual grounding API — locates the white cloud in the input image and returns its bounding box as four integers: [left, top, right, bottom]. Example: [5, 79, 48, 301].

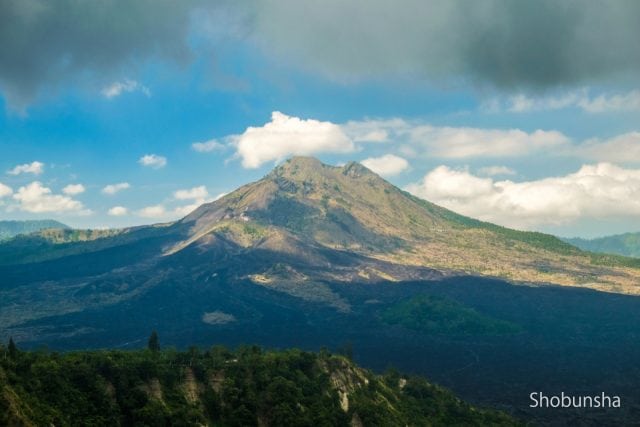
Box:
[192, 139, 224, 152]
[7, 161, 44, 175]
[338, 118, 570, 159]
[343, 118, 640, 164]
[233, 111, 355, 168]
[406, 163, 640, 229]
[409, 126, 570, 159]
[137, 204, 167, 219]
[138, 154, 167, 169]
[579, 90, 640, 113]
[342, 118, 408, 143]
[578, 132, 640, 163]
[11, 181, 88, 214]
[108, 206, 128, 216]
[174, 185, 208, 200]
[361, 154, 409, 177]
[173, 202, 202, 217]
[102, 182, 130, 195]
[478, 166, 516, 176]
[0, 182, 12, 198]
[173, 185, 212, 216]
[221, 114, 571, 166]
[507, 92, 584, 113]
[101, 79, 151, 99]
[137, 185, 215, 220]
[62, 183, 85, 195]
[138, 202, 200, 219]
[484, 89, 640, 114]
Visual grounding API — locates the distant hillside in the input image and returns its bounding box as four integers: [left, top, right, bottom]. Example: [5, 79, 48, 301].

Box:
[565, 232, 640, 258]
[0, 219, 69, 240]
[0, 344, 517, 426]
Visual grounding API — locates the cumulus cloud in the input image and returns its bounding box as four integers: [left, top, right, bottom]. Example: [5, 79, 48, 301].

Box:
[62, 183, 85, 195]
[108, 206, 128, 216]
[414, 126, 569, 159]
[138, 202, 201, 219]
[137, 204, 167, 219]
[338, 118, 571, 159]
[342, 118, 640, 164]
[192, 139, 224, 152]
[406, 163, 640, 229]
[0, 182, 12, 198]
[173, 185, 211, 216]
[101, 79, 150, 99]
[361, 154, 409, 177]
[11, 181, 88, 214]
[478, 166, 516, 176]
[227, 114, 638, 165]
[7, 161, 44, 175]
[485, 89, 640, 113]
[102, 182, 131, 195]
[223, 115, 573, 164]
[173, 202, 203, 217]
[174, 185, 208, 200]
[578, 132, 640, 164]
[138, 154, 167, 169]
[137, 185, 214, 220]
[341, 119, 408, 143]
[233, 111, 355, 168]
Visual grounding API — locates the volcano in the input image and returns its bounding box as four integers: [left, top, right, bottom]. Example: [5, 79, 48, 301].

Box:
[2, 156, 640, 343]
[4, 157, 640, 423]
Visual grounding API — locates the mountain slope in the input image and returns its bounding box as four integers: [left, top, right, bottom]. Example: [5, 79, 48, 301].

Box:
[0, 219, 69, 241]
[173, 156, 640, 295]
[1, 156, 640, 329]
[565, 232, 640, 258]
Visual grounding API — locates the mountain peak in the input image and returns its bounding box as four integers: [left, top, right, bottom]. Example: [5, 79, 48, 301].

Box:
[285, 156, 325, 168]
[269, 157, 378, 184]
[269, 156, 333, 180]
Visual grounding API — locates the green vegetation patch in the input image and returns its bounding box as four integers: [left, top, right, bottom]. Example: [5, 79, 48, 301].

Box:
[382, 294, 521, 336]
[0, 342, 519, 426]
[0, 220, 69, 241]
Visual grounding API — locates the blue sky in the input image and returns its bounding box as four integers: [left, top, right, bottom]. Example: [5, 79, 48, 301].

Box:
[1, 1, 640, 238]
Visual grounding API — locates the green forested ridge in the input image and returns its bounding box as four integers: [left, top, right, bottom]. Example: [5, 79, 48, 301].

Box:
[0, 342, 518, 426]
[0, 220, 69, 241]
[565, 232, 640, 259]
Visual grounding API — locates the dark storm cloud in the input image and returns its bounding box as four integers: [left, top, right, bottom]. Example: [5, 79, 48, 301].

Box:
[0, 0, 201, 109]
[1, 0, 639, 109]
[247, 0, 640, 89]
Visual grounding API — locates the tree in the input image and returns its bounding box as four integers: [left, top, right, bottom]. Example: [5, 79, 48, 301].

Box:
[147, 331, 160, 352]
[8, 337, 17, 359]
[337, 341, 353, 361]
